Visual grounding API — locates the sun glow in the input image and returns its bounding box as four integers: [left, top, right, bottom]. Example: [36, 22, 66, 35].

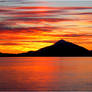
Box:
[0, 0, 92, 54]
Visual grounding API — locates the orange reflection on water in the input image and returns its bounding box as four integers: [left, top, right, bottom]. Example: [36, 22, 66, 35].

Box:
[0, 57, 92, 91]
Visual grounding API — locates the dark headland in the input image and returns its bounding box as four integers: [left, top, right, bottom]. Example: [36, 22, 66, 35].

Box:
[0, 40, 92, 57]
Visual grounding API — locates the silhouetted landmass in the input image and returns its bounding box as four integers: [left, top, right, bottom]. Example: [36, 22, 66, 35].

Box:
[0, 53, 17, 57]
[0, 40, 92, 57]
[90, 51, 92, 55]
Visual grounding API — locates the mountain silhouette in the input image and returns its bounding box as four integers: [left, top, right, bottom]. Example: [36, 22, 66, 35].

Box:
[90, 50, 92, 55]
[0, 40, 92, 57]
[18, 40, 91, 56]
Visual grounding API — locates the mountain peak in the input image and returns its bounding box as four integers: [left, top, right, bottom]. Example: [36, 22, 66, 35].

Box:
[54, 39, 68, 45]
[57, 39, 67, 43]
[0, 39, 91, 56]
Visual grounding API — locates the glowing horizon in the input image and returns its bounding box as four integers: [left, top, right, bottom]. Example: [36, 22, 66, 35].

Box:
[0, 0, 92, 54]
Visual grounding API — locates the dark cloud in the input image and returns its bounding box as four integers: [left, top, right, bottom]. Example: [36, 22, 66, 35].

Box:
[63, 34, 92, 37]
[1, 6, 92, 20]
[43, 34, 92, 37]
[0, 26, 57, 33]
[0, 42, 21, 45]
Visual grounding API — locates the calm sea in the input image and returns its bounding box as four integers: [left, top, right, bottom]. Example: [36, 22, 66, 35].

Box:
[0, 57, 92, 91]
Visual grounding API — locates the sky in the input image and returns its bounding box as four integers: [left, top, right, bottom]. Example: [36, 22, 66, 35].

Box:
[0, 0, 92, 53]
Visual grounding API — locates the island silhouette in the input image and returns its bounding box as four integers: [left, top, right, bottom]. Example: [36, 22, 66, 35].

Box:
[0, 40, 92, 57]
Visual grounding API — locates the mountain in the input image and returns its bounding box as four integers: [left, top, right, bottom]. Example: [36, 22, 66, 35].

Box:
[20, 40, 91, 56]
[90, 51, 92, 55]
[0, 40, 92, 57]
[18, 51, 35, 56]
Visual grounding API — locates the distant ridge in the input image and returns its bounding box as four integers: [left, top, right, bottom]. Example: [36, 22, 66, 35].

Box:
[0, 40, 92, 57]
[27, 40, 91, 56]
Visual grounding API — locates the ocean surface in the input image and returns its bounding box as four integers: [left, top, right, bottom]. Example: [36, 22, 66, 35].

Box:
[0, 57, 92, 91]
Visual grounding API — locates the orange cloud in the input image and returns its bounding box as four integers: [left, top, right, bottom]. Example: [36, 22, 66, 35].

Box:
[0, 6, 92, 53]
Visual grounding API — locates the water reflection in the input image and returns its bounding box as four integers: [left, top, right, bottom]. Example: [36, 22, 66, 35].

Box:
[0, 57, 92, 91]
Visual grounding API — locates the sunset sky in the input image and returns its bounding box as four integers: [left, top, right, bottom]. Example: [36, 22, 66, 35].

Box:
[0, 0, 92, 54]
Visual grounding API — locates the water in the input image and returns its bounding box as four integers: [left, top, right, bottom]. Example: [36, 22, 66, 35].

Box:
[0, 57, 92, 91]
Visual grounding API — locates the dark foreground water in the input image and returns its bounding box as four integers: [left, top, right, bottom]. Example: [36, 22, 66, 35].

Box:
[0, 57, 92, 91]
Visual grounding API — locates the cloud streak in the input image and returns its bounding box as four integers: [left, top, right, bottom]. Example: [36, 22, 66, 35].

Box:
[0, 1, 92, 53]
